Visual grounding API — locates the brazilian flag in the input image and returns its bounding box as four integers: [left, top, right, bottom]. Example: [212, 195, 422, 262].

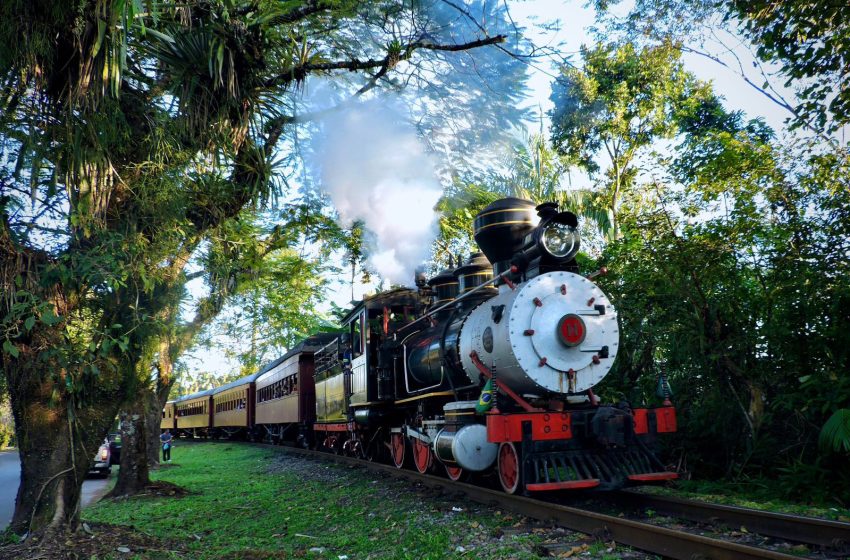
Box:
[656, 374, 673, 399]
[475, 379, 495, 414]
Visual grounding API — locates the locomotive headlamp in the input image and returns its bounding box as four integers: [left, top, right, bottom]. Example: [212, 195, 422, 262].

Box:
[540, 221, 579, 259]
[536, 210, 579, 261]
[510, 206, 581, 272]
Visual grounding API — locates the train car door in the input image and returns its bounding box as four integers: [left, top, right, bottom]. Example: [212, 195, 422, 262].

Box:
[349, 311, 368, 406]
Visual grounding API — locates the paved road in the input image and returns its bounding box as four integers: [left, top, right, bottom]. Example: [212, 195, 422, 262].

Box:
[0, 450, 114, 529]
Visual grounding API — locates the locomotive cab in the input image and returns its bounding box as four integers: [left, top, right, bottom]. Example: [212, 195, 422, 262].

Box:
[313, 289, 425, 452]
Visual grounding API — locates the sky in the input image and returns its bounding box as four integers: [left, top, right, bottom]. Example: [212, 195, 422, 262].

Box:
[183, 0, 806, 378]
[512, 0, 793, 133]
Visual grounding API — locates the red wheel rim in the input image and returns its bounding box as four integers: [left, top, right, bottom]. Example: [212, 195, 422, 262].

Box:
[391, 433, 405, 468]
[445, 465, 463, 481]
[498, 442, 520, 494]
[412, 438, 432, 474]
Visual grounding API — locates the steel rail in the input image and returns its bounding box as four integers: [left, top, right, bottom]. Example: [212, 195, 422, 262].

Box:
[608, 490, 850, 550]
[262, 444, 804, 560]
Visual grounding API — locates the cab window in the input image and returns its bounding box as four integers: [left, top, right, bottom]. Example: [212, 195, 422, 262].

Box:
[350, 311, 364, 358]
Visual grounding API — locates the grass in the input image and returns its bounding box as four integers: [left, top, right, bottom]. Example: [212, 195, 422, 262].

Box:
[82, 442, 553, 560]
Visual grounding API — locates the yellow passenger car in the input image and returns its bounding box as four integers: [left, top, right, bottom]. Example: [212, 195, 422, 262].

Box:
[212, 372, 261, 439]
[175, 389, 213, 437]
[160, 400, 176, 432]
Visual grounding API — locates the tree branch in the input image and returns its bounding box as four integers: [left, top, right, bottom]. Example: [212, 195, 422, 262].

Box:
[184, 270, 206, 282]
[679, 44, 838, 146]
[264, 35, 506, 89]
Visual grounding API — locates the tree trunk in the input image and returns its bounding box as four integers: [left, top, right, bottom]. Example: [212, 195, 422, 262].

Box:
[112, 386, 171, 496]
[148, 377, 175, 466]
[146, 389, 163, 467]
[110, 398, 151, 496]
[113, 337, 179, 495]
[8, 365, 118, 536]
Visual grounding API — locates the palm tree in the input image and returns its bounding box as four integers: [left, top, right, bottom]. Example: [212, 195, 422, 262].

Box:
[435, 129, 614, 269]
[492, 130, 614, 240]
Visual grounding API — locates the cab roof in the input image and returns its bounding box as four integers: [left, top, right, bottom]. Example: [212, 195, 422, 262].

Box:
[340, 287, 420, 325]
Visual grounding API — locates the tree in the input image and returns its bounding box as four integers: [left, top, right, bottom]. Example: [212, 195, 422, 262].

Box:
[726, 1, 850, 134]
[549, 42, 710, 235]
[196, 206, 344, 372]
[111, 202, 342, 496]
[435, 127, 613, 268]
[592, 86, 850, 496]
[593, 0, 850, 135]
[0, 0, 510, 537]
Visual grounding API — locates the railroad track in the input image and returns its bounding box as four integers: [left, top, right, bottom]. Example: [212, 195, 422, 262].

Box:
[257, 443, 849, 560]
[607, 490, 850, 551]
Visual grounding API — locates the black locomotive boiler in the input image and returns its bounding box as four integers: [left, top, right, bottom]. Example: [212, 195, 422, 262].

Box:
[310, 197, 678, 494]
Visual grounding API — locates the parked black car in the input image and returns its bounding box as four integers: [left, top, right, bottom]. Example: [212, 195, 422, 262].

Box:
[107, 433, 121, 466]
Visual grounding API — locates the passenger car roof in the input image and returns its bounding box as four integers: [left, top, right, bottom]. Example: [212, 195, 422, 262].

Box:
[174, 388, 215, 403]
[255, 332, 340, 383]
[211, 372, 264, 395]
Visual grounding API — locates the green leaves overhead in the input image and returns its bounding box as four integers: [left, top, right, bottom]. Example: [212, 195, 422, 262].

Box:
[197, 203, 342, 370]
[593, 0, 850, 134]
[550, 42, 693, 173]
[549, 42, 712, 235]
[727, 0, 850, 133]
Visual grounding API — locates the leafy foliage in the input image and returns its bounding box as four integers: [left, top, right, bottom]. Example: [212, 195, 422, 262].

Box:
[0, 0, 518, 534]
[593, 0, 850, 134]
[549, 42, 711, 234]
[727, 0, 850, 133]
[819, 409, 850, 454]
[594, 100, 850, 497]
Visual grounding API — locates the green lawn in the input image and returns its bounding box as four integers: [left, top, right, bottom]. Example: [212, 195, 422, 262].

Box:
[83, 442, 553, 560]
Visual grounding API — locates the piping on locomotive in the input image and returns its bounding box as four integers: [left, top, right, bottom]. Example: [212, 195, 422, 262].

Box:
[165, 198, 678, 495]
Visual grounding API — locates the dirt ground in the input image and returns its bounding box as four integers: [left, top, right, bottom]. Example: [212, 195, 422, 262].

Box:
[0, 481, 191, 560]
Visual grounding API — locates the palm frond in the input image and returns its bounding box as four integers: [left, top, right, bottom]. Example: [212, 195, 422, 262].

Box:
[819, 409, 850, 453]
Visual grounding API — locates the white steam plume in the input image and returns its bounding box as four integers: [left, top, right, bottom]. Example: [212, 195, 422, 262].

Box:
[311, 99, 443, 285]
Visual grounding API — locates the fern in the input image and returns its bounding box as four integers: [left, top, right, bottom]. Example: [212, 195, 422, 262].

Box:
[819, 409, 850, 453]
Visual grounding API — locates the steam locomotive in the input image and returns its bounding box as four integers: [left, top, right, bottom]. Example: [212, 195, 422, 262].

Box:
[166, 197, 678, 495]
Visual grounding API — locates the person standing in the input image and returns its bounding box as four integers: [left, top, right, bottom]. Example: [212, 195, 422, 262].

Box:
[160, 429, 173, 463]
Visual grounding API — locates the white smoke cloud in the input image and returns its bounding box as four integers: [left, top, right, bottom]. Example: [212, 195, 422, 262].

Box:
[310, 98, 443, 285]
